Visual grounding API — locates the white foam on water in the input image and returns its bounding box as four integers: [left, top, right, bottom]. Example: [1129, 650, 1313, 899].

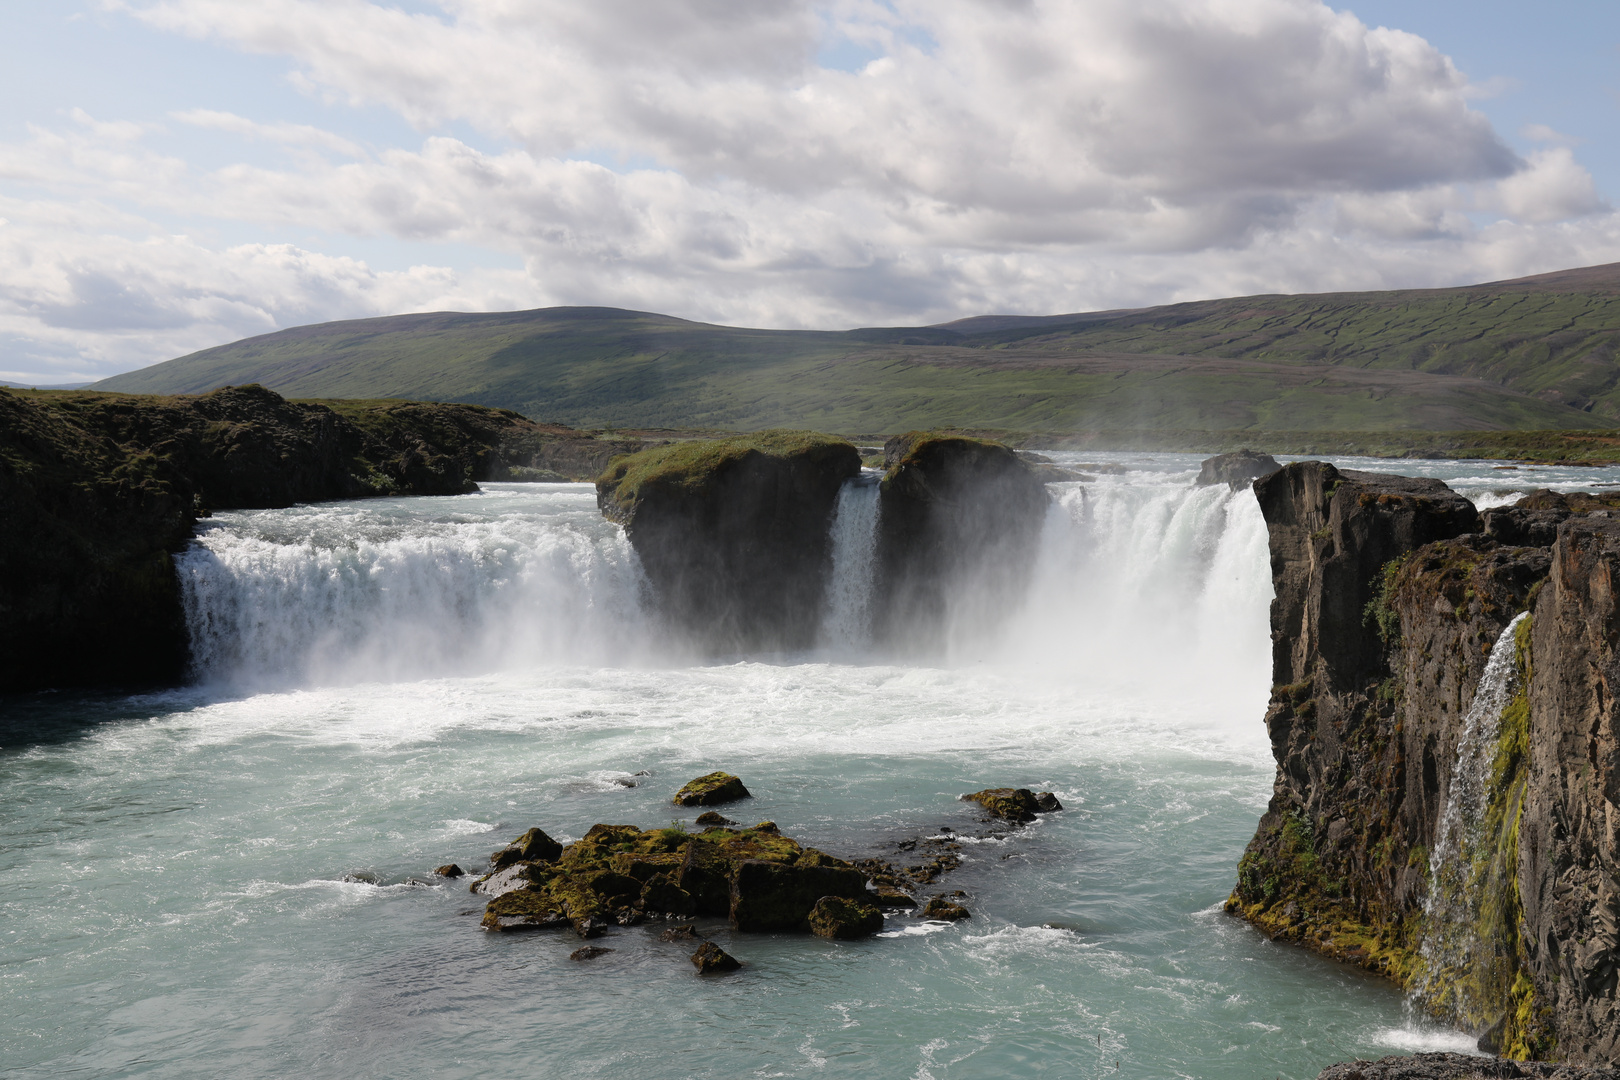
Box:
[1370, 1025, 1486, 1055]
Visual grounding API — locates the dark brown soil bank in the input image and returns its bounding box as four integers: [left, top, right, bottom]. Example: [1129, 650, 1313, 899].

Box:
[1228, 462, 1620, 1066]
[0, 385, 640, 692]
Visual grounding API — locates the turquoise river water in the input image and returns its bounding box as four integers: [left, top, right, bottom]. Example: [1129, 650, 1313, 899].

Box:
[6, 453, 1617, 1079]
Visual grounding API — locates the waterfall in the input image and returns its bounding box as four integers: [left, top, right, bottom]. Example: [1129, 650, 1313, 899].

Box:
[173, 467, 1276, 715]
[987, 475, 1274, 717]
[819, 474, 882, 652]
[176, 490, 649, 687]
[1413, 612, 1529, 1027]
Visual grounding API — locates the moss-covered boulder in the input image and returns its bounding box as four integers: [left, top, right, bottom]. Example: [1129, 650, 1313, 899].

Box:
[674, 772, 751, 806]
[691, 941, 741, 973]
[873, 432, 1049, 650]
[595, 431, 861, 652]
[729, 859, 870, 932]
[920, 896, 971, 921]
[491, 827, 563, 869]
[963, 787, 1062, 823]
[808, 895, 885, 939]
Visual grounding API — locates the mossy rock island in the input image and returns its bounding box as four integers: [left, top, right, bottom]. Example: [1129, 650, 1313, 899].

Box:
[674, 772, 751, 807]
[873, 432, 1049, 650]
[596, 431, 860, 653]
[474, 820, 878, 939]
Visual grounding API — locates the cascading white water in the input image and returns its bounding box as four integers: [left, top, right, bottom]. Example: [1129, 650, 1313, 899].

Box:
[985, 474, 1275, 720]
[1414, 612, 1529, 1023]
[819, 474, 882, 652]
[177, 486, 649, 687]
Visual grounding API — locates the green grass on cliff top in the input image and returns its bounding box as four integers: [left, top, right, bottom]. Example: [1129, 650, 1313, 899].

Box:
[83, 264, 1620, 434]
[597, 430, 852, 510]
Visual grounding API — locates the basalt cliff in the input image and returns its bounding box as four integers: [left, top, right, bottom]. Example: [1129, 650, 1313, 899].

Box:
[1230, 462, 1620, 1066]
[0, 385, 641, 692]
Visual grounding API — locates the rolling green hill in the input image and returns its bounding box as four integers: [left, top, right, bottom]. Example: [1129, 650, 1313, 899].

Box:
[90, 263, 1620, 433]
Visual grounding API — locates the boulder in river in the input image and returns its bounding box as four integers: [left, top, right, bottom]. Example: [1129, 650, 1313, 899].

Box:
[491, 827, 563, 869]
[729, 859, 870, 932]
[920, 896, 971, 921]
[434, 863, 464, 879]
[962, 787, 1062, 823]
[808, 896, 885, 940]
[694, 811, 737, 826]
[1195, 449, 1281, 489]
[674, 772, 751, 806]
[569, 946, 613, 961]
[691, 941, 741, 973]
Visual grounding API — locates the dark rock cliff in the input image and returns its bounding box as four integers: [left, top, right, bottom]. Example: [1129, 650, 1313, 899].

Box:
[596, 432, 862, 653]
[0, 385, 637, 692]
[1520, 513, 1620, 1064]
[872, 432, 1049, 650]
[1230, 463, 1620, 1066]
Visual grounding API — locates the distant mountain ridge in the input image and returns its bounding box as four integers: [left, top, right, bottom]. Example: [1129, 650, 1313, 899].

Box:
[91, 263, 1620, 433]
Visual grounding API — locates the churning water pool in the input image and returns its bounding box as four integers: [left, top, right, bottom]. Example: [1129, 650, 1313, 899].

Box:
[7, 452, 1601, 1079]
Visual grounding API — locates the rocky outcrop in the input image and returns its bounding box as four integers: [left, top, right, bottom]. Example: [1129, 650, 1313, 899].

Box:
[962, 787, 1063, 823]
[1519, 514, 1620, 1064]
[1317, 1053, 1620, 1079]
[596, 432, 861, 653]
[873, 432, 1049, 649]
[0, 384, 632, 692]
[673, 772, 751, 807]
[1197, 449, 1281, 488]
[1230, 462, 1620, 1065]
[473, 820, 881, 938]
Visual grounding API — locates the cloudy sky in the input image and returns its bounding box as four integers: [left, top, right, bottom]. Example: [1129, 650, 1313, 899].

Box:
[2, 0, 1618, 383]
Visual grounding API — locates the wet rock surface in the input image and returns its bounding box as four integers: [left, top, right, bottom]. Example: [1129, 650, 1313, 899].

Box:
[920, 896, 971, 921]
[673, 772, 751, 807]
[962, 787, 1063, 823]
[690, 941, 741, 973]
[807, 896, 885, 939]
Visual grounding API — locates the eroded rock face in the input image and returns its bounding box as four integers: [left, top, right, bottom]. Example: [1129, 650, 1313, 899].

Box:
[1316, 1052, 1620, 1079]
[1519, 516, 1620, 1065]
[873, 432, 1049, 650]
[1229, 465, 1620, 1065]
[596, 432, 861, 653]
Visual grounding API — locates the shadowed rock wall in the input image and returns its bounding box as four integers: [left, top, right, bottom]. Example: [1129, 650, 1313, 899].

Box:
[596, 432, 862, 653]
[1227, 463, 1620, 1064]
[872, 432, 1049, 651]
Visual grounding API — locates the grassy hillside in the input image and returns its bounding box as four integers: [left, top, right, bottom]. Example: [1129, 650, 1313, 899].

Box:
[91, 264, 1620, 433]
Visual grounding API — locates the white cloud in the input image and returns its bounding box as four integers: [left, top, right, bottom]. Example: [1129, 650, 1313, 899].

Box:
[0, 0, 1612, 381]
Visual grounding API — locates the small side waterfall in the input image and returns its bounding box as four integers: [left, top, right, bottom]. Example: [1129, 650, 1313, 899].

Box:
[1413, 612, 1529, 1027]
[819, 474, 882, 651]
